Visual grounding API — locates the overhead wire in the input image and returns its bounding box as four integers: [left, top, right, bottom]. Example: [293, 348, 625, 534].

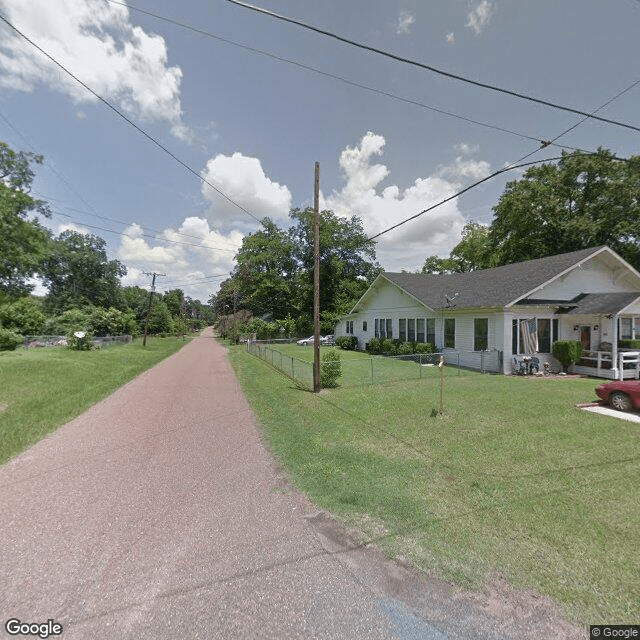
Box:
[225, 0, 640, 134]
[0, 13, 263, 226]
[107, 0, 583, 153]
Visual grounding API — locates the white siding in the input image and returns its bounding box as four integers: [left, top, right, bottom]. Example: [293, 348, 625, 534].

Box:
[533, 255, 639, 300]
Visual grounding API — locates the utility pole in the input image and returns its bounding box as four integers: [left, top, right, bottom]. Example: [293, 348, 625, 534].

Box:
[142, 271, 165, 347]
[313, 161, 321, 393]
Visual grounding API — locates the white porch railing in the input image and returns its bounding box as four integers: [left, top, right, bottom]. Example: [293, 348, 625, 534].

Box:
[571, 350, 640, 379]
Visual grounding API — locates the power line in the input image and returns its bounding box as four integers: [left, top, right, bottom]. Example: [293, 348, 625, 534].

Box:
[225, 0, 640, 134]
[107, 0, 583, 152]
[0, 13, 262, 225]
[48, 210, 238, 253]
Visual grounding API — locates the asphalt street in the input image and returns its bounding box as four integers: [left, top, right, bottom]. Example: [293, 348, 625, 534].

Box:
[0, 330, 584, 639]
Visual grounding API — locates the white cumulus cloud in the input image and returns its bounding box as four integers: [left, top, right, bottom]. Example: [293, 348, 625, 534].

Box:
[446, 32, 455, 45]
[466, 1, 495, 35]
[117, 218, 243, 301]
[0, 0, 191, 141]
[323, 132, 489, 272]
[200, 152, 292, 229]
[396, 11, 415, 35]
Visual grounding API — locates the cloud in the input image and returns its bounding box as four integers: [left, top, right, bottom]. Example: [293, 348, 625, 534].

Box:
[466, 1, 495, 35]
[117, 218, 243, 302]
[446, 32, 455, 45]
[200, 152, 292, 229]
[396, 11, 415, 35]
[0, 0, 192, 141]
[323, 132, 489, 272]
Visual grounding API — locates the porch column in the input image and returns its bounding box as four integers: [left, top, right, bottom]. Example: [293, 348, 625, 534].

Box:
[612, 314, 620, 380]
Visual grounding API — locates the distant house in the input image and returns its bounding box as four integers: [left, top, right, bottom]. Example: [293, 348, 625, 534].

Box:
[335, 246, 640, 378]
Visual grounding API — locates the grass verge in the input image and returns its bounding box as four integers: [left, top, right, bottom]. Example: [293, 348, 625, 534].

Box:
[229, 344, 639, 625]
[0, 337, 189, 466]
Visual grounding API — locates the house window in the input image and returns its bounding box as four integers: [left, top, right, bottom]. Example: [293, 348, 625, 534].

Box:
[399, 318, 407, 341]
[444, 318, 455, 348]
[407, 319, 416, 342]
[620, 318, 633, 340]
[362, 321, 367, 332]
[375, 318, 392, 339]
[512, 317, 557, 354]
[474, 318, 488, 351]
[426, 318, 435, 345]
[416, 318, 425, 343]
[345, 320, 354, 334]
[538, 318, 551, 353]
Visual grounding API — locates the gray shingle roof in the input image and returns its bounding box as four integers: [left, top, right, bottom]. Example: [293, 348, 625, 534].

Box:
[562, 292, 640, 315]
[382, 246, 608, 310]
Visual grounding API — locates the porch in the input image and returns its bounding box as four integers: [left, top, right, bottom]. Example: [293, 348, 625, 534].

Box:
[571, 349, 640, 380]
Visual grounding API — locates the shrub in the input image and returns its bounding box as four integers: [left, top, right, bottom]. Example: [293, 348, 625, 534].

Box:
[0, 298, 45, 334]
[619, 339, 640, 349]
[336, 336, 358, 350]
[67, 331, 93, 351]
[320, 348, 342, 388]
[366, 337, 382, 354]
[381, 338, 396, 355]
[415, 342, 435, 354]
[43, 307, 93, 336]
[0, 327, 23, 351]
[397, 341, 414, 355]
[552, 340, 582, 372]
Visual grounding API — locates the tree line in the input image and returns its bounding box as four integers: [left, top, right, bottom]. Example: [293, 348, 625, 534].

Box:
[4, 139, 638, 347]
[0, 141, 213, 349]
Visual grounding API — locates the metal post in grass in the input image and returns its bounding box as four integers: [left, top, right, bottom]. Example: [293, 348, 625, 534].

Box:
[439, 355, 445, 414]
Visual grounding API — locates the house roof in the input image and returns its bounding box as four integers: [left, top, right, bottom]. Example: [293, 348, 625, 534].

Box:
[362, 246, 633, 312]
[560, 292, 640, 316]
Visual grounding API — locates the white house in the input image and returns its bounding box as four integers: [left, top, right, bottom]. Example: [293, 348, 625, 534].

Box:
[335, 246, 640, 378]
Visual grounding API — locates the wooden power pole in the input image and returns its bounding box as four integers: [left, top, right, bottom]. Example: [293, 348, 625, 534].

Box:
[313, 162, 321, 393]
[142, 271, 165, 347]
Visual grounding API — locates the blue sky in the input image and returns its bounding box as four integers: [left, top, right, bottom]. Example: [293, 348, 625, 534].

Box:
[1, 0, 639, 303]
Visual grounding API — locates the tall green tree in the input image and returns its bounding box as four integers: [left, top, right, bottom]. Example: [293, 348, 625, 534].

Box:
[0, 141, 52, 298]
[41, 230, 127, 313]
[288, 207, 380, 319]
[422, 222, 492, 274]
[488, 148, 640, 268]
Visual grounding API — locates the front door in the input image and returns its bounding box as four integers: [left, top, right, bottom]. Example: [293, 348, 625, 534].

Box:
[580, 326, 591, 351]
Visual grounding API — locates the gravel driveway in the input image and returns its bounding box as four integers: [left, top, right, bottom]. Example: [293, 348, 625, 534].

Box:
[0, 329, 584, 639]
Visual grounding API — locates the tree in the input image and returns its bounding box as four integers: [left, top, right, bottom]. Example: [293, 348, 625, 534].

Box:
[0, 296, 45, 334]
[0, 141, 52, 298]
[422, 222, 492, 274]
[488, 149, 640, 268]
[288, 208, 380, 319]
[41, 230, 127, 313]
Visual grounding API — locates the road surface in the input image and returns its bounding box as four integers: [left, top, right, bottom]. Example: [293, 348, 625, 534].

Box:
[0, 330, 583, 639]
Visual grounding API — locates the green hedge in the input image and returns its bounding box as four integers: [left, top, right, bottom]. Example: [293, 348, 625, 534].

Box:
[552, 340, 582, 372]
[336, 335, 358, 350]
[619, 339, 640, 349]
[320, 348, 342, 387]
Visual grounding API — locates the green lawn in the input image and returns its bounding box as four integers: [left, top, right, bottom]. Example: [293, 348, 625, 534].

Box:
[230, 344, 639, 625]
[0, 337, 189, 466]
[250, 342, 454, 388]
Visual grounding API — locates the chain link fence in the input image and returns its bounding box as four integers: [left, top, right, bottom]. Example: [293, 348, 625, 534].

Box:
[246, 341, 497, 389]
[23, 335, 133, 349]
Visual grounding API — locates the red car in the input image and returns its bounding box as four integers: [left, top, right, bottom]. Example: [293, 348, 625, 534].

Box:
[595, 379, 640, 412]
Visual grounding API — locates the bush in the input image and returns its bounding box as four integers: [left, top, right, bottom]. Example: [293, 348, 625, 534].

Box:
[366, 337, 382, 354]
[415, 342, 435, 354]
[320, 348, 342, 388]
[0, 298, 45, 334]
[552, 340, 582, 372]
[43, 307, 93, 336]
[336, 336, 358, 350]
[381, 338, 396, 355]
[397, 341, 415, 355]
[67, 331, 93, 351]
[0, 327, 23, 351]
[619, 339, 640, 349]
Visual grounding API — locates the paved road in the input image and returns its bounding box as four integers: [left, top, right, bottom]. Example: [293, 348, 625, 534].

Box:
[0, 330, 583, 639]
